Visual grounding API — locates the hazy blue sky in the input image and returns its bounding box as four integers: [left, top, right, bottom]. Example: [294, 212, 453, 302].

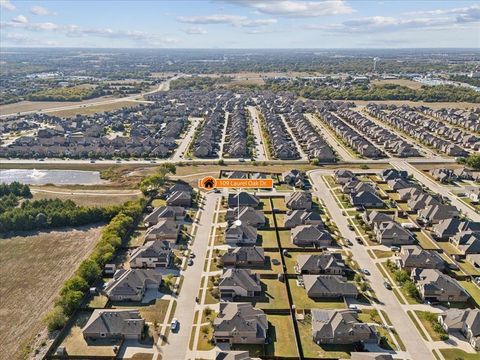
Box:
[1, 0, 479, 48]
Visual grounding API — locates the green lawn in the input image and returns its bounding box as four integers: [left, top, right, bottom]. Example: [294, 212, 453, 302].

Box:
[258, 198, 272, 211]
[414, 311, 447, 341]
[415, 231, 439, 250]
[274, 213, 286, 227]
[271, 197, 288, 211]
[288, 279, 346, 309]
[138, 299, 171, 324]
[247, 279, 290, 310]
[266, 315, 299, 357]
[265, 213, 275, 228]
[457, 259, 480, 276]
[197, 324, 215, 351]
[372, 249, 394, 259]
[297, 316, 353, 359]
[439, 349, 480, 360]
[278, 229, 293, 248]
[459, 281, 480, 307]
[258, 229, 278, 247]
[256, 250, 283, 274]
[151, 198, 166, 207]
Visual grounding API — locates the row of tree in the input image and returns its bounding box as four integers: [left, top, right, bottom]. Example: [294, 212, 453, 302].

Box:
[0, 181, 31, 197]
[45, 198, 146, 331]
[0, 198, 121, 232]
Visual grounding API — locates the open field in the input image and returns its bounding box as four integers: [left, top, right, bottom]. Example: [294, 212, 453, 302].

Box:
[31, 186, 143, 207]
[0, 225, 103, 360]
[354, 100, 479, 110]
[372, 79, 424, 90]
[0, 95, 116, 115]
[48, 100, 142, 117]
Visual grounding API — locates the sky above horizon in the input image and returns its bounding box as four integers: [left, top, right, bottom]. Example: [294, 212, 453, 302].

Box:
[1, 0, 479, 49]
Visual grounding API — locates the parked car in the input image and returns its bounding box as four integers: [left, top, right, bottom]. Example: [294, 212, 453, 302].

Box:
[188, 259, 194, 266]
[171, 318, 179, 332]
[362, 269, 370, 276]
[346, 239, 353, 246]
[383, 279, 392, 290]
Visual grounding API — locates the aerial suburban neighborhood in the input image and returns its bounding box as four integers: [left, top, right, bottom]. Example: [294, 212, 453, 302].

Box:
[1, 1, 480, 360]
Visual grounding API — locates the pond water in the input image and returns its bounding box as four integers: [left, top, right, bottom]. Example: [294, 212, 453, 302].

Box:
[0, 169, 106, 185]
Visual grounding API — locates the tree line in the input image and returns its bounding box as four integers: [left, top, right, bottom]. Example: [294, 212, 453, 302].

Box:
[45, 198, 146, 331]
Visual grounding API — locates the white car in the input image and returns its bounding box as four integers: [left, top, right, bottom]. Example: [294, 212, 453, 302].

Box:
[362, 269, 370, 276]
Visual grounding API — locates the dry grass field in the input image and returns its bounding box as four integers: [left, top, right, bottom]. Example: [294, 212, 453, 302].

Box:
[353, 99, 479, 110]
[48, 100, 143, 118]
[31, 186, 143, 207]
[0, 226, 103, 360]
[0, 96, 116, 115]
[371, 79, 424, 90]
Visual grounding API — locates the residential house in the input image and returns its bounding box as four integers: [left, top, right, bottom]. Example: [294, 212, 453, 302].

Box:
[144, 218, 180, 242]
[129, 240, 172, 268]
[396, 245, 446, 271]
[466, 186, 480, 202]
[104, 269, 162, 302]
[216, 350, 260, 360]
[213, 303, 268, 344]
[228, 192, 260, 208]
[450, 231, 480, 255]
[439, 308, 480, 350]
[411, 268, 470, 303]
[374, 221, 415, 246]
[303, 275, 358, 299]
[334, 170, 356, 185]
[225, 223, 258, 245]
[362, 210, 392, 229]
[418, 204, 460, 225]
[350, 190, 384, 209]
[291, 224, 332, 247]
[296, 252, 346, 275]
[286, 191, 313, 210]
[221, 246, 265, 268]
[166, 190, 191, 207]
[284, 209, 323, 229]
[282, 169, 305, 188]
[144, 206, 185, 226]
[226, 207, 266, 227]
[82, 309, 144, 341]
[219, 269, 262, 299]
[311, 309, 378, 344]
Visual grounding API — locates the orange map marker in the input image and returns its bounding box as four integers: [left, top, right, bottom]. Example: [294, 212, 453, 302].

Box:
[198, 176, 273, 190]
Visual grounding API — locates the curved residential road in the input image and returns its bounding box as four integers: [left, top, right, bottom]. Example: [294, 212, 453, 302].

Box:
[308, 170, 434, 360]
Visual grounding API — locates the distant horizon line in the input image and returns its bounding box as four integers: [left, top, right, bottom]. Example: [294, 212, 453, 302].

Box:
[1, 46, 479, 51]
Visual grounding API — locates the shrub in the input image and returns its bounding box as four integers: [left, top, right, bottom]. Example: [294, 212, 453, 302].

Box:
[44, 306, 67, 332]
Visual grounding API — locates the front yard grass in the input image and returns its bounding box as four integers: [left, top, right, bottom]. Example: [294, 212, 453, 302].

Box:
[414, 311, 447, 341]
[459, 280, 480, 307]
[372, 249, 394, 259]
[151, 198, 166, 207]
[139, 299, 171, 324]
[197, 324, 215, 351]
[297, 315, 353, 359]
[288, 279, 346, 309]
[439, 349, 480, 360]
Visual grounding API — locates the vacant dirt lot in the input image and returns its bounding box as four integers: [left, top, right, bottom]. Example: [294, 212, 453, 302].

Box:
[0, 226, 103, 360]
